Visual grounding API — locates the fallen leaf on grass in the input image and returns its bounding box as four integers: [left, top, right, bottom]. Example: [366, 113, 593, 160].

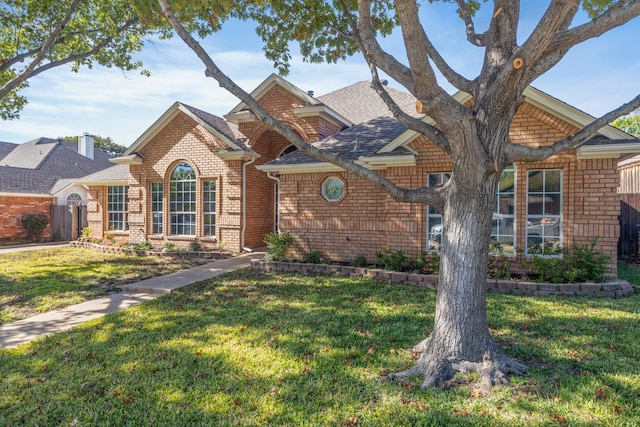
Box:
[343, 416, 360, 426]
[550, 412, 567, 424]
[81, 382, 95, 389]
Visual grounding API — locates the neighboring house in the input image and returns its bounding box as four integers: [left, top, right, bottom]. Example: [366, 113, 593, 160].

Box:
[83, 74, 639, 274]
[0, 134, 114, 242]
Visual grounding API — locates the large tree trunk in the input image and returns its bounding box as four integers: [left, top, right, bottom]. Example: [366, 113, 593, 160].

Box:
[390, 132, 528, 394]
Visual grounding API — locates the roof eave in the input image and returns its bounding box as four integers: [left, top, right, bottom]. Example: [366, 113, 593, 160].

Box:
[577, 142, 640, 159]
[293, 105, 352, 128]
[110, 153, 144, 165]
[256, 154, 416, 174]
[223, 110, 256, 124]
[214, 150, 260, 161]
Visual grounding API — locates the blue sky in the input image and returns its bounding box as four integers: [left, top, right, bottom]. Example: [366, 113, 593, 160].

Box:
[1, 1, 639, 147]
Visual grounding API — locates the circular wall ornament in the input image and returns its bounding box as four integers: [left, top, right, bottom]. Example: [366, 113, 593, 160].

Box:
[322, 177, 345, 202]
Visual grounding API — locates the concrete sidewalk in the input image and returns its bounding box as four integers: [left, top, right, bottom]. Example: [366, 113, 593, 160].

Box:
[0, 252, 264, 349]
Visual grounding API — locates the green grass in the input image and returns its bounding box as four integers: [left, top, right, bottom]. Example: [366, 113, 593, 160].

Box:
[0, 247, 205, 325]
[1, 269, 639, 426]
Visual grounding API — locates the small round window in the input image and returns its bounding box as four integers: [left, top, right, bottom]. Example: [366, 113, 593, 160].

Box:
[321, 177, 345, 202]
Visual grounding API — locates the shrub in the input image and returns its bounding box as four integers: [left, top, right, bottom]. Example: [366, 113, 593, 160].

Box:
[264, 231, 295, 260]
[20, 214, 48, 242]
[529, 239, 611, 283]
[376, 248, 410, 272]
[81, 227, 91, 240]
[133, 240, 153, 251]
[188, 241, 203, 252]
[304, 250, 325, 264]
[353, 255, 368, 268]
[217, 240, 226, 252]
[162, 242, 177, 252]
[411, 252, 440, 274]
[487, 241, 511, 280]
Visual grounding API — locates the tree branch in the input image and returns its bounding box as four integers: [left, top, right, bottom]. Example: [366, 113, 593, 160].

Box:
[542, 0, 640, 58]
[19, 19, 139, 81]
[455, 0, 487, 46]
[506, 92, 640, 162]
[393, 0, 463, 122]
[356, 0, 415, 93]
[368, 65, 452, 155]
[0, 0, 81, 99]
[156, 0, 443, 205]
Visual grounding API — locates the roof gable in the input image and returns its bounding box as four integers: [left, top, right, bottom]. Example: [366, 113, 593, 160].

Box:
[227, 73, 318, 115]
[117, 102, 250, 162]
[378, 86, 637, 156]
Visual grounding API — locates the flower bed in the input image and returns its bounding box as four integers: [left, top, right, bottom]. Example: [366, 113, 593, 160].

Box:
[251, 260, 635, 298]
[70, 241, 229, 260]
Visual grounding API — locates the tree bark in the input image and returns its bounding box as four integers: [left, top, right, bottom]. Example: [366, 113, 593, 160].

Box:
[390, 124, 528, 394]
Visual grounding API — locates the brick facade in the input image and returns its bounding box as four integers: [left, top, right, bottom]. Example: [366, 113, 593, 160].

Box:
[83, 81, 621, 276]
[278, 102, 620, 275]
[0, 195, 53, 242]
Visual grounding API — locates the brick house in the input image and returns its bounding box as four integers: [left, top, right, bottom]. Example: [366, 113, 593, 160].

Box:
[84, 74, 638, 274]
[0, 135, 114, 243]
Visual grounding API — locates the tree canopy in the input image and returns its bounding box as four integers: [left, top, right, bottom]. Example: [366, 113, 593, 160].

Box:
[613, 113, 640, 138]
[0, 0, 156, 120]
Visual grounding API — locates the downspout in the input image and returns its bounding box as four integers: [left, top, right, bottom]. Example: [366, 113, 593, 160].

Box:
[241, 156, 257, 252]
[266, 172, 281, 233]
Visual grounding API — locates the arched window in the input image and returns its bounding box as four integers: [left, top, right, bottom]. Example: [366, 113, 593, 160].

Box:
[66, 193, 82, 205]
[170, 163, 196, 235]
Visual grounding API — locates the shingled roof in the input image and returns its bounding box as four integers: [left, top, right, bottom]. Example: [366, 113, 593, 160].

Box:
[317, 81, 419, 124]
[0, 138, 114, 194]
[260, 116, 415, 170]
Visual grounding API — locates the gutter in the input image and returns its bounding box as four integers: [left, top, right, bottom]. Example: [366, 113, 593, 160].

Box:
[241, 156, 257, 252]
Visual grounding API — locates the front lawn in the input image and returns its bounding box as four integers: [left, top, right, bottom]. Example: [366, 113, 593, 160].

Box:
[0, 247, 205, 325]
[1, 269, 638, 426]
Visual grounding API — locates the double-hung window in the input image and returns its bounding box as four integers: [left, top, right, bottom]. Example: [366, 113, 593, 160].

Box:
[426, 173, 451, 251]
[151, 182, 163, 234]
[492, 165, 516, 255]
[203, 180, 216, 237]
[107, 185, 128, 231]
[526, 169, 562, 255]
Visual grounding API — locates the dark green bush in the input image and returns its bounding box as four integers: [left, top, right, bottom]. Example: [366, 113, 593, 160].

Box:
[411, 251, 440, 274]
[530, 239, 611, 283]
[376, 248, 410, 272]
[353, 254, 368, 268]
[134, 240, 153, 251]
[20, 213, 48, 241]
[304, 250, 324, 264]
[188, 241, 203, 252]
[264, 231, 295, 260]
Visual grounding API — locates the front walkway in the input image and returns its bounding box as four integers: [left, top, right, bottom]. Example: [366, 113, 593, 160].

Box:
[0, 252, 264, 349]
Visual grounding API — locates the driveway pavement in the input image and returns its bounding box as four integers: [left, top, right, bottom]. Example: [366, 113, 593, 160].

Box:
[0, 251, 264, 349]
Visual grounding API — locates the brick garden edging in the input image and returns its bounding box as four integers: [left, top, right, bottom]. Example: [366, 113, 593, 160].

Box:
[251, 260, 635, 298]
[70, 241, 229, 260]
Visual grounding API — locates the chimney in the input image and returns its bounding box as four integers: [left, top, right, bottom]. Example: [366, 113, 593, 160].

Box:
[78, 132, 94, 159]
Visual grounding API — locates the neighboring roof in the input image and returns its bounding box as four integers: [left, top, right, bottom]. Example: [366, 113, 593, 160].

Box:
[317, 81, 419, 124]
[116, 102, 253, 162]
[73, 164, 130, 186]
[0, 138, 114, 195]
[258, 116, 416, 174]
[0, 141, 17, 160]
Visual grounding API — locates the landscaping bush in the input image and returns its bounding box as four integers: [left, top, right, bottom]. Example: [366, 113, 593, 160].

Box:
[133, 240, 153, 251]
[20, 213, 48, 241]
[529, 239, 611, 283]
[411, 251, 440, 275]
[162, 241, 178, 252]
[353, 254, 368, 268]
[376, 248, 411, 272]
[188, 240, 203, 252]
[264, 231, 294, 260]
[304, 249, 325, 264]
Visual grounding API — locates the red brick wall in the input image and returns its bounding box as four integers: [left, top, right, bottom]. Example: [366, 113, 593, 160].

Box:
[278, 102, 621, 275]
[0, 195, 53, 242]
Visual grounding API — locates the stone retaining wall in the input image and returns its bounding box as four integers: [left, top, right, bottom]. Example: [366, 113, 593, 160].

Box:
[251, 260, 635, 298]
[70, 241, 229, 260]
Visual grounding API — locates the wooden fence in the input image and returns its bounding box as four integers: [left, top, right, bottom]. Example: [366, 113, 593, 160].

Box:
[619, 193, 640, 259]
[50, 205, 87, 242]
